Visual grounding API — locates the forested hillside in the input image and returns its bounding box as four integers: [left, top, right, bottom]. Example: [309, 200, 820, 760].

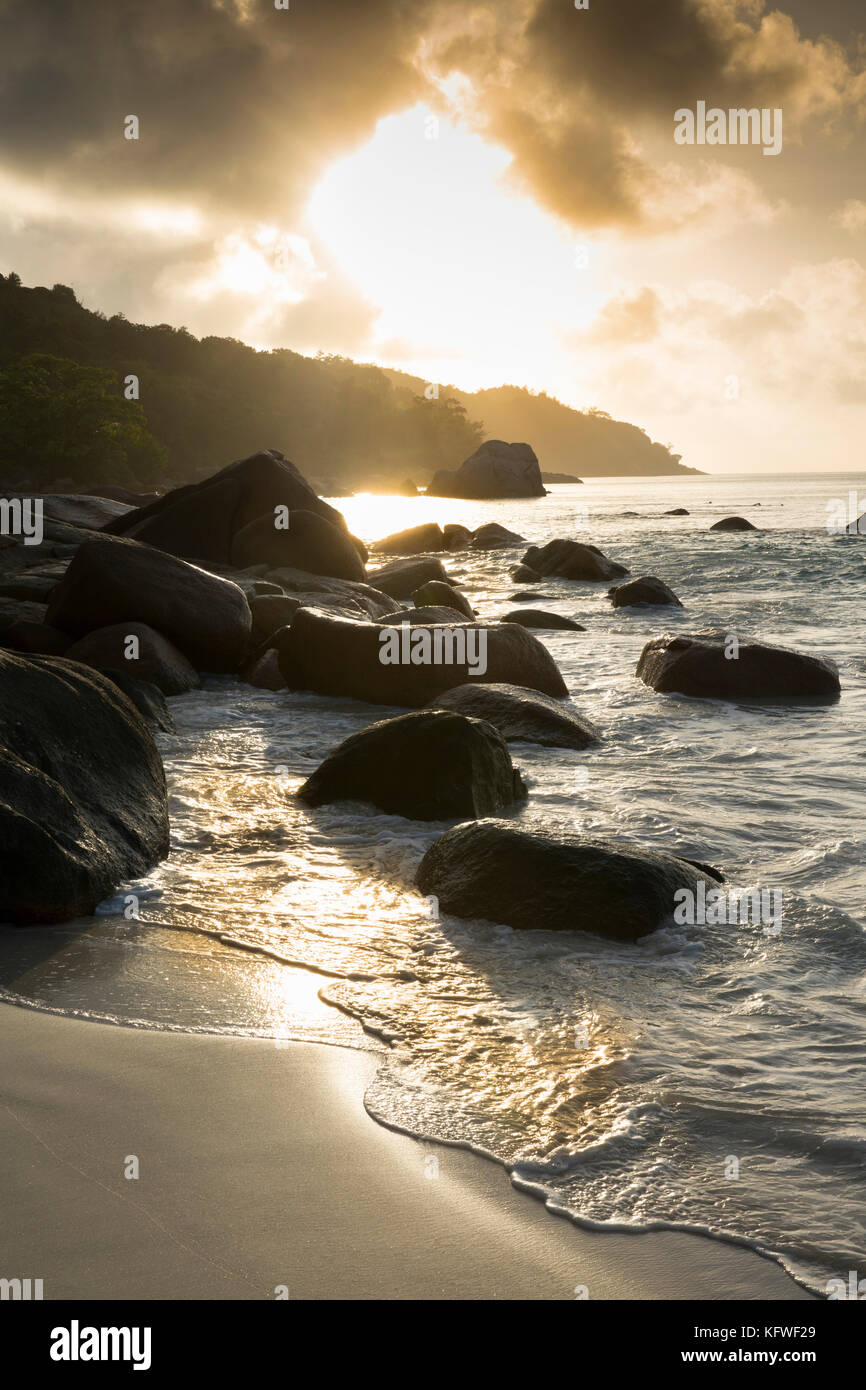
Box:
[0, 274, 695, 491]
[383, 373, 698, 477]
[0, 275, 482, 490]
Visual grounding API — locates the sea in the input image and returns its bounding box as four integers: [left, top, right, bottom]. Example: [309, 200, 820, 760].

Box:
[2, 470, 865, 1296]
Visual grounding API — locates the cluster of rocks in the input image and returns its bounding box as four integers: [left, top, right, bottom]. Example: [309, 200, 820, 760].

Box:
[0, 447, 841, 943]
[0, 450, 578, 925]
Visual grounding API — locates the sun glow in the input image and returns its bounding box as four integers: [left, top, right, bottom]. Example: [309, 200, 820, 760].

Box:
[306, 105, 607, 391]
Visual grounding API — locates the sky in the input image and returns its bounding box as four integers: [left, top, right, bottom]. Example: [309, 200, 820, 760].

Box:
[0, 0, 864, 473]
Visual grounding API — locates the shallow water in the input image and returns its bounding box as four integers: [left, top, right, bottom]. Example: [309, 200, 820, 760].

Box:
[2, 470, 865, 1294]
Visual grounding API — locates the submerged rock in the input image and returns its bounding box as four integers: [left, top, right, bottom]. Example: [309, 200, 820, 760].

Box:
[0, 651, 169, 925]
[277, 608, 568, 705]
[427, 683, 601, 750]
[298, 709, 526, 820]
[636, 633, 840, 699]
[609, 576, 683, 609]
[664, 507, 689, 516]
[416, 821, 723, 941]
[710, 516, 758, 532]
[46, 534, 251, 673]
[500, 609, 585, 631]
[428, 440, 546, 499]
[522, 539, 628, 582]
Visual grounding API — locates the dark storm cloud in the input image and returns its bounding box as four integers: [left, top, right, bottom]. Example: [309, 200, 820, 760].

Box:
[0, 0, 862, 233]
[487, 99, 647, 225]
[0, 0, 425, 218]
[523, 0, 762, 113]
[444, 0, 866, 226]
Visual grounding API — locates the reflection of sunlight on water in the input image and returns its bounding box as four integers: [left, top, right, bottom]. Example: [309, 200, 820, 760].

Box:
[331, 490, 533, 542]
[332, 492, 436, 540]
[245, 958, 352, 1041]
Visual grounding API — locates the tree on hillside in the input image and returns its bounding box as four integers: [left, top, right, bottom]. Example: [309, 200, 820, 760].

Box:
[0, 353, 167, 487]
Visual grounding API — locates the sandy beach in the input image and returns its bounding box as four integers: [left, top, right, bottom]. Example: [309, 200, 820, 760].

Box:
[0, 1003, 813, 1301]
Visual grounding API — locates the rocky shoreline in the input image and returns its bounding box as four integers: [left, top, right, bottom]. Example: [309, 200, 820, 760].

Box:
[0, 448, 842, 930]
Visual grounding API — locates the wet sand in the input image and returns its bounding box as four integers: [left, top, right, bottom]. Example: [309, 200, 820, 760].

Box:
[0, 1004, 813, 1300]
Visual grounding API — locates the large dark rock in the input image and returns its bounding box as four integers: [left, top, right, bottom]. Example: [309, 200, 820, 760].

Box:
[0, 651, 169, 925]
[46, 534, 251, 673]
[427, 683, 601, 750]
[278, 608, 569, 706]
[366, 556, 452, 599]
[522, 539, 628, 582]
[428, 440, 546, 499]
[102, 449, 361, 564]
[263, 567, 395, 620]
[500, 609, 585, 631]
[298, 710, 526, 820]
[416, 821, 723, 942]
[609, 576, 683, 609]
[636, 633, 841, 699]
[64, 622, 201, 696]
[710, 516, 758, 532]
[413, 581, 475, 617]
[371, 522, 446, 555]
[231, 509, 366, 580]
